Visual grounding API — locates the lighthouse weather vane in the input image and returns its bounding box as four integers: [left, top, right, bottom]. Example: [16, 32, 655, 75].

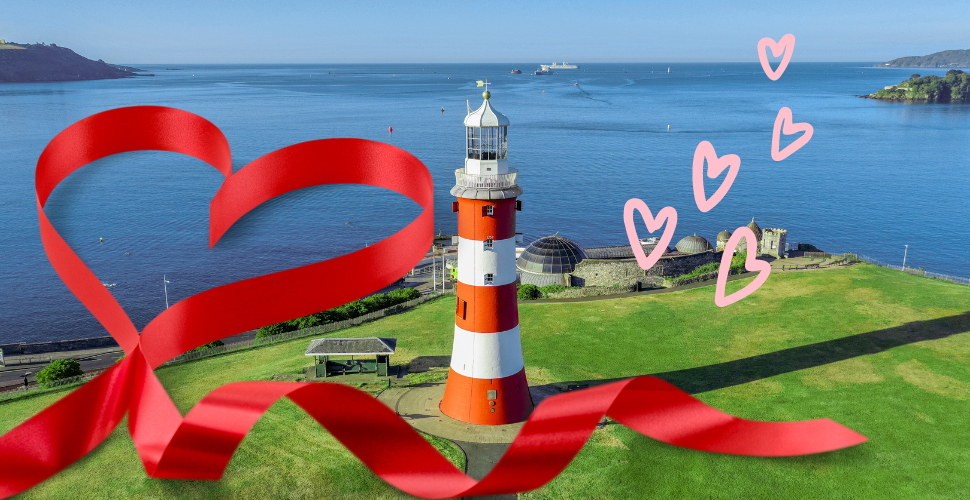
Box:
[476, 78, 491, 96]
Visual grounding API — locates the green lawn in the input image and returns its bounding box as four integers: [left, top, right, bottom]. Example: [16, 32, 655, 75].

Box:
[2, 263, 969, 499]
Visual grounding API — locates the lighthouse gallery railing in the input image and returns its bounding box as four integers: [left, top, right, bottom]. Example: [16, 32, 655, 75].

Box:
[454, 168, 518, 189]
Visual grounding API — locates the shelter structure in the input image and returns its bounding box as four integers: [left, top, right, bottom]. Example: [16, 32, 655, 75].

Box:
[305, 337, 396, 378]
[441, 87, 533, 425]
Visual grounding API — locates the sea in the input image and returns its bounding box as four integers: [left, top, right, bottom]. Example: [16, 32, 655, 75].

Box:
[1, 63, 968, 344]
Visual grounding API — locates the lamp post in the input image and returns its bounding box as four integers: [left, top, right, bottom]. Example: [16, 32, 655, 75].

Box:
[903, 245, 908, 270]
[163, 275, 171, 309]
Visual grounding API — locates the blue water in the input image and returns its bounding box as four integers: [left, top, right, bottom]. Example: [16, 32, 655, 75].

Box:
[1, 63, 968, 344]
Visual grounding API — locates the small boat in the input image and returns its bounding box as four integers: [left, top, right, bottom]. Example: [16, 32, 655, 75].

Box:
[511, 69, 521, 74]
[534, 65, 553, 75]
[667, 67, 670, 73]
[574, 82, 578, 86]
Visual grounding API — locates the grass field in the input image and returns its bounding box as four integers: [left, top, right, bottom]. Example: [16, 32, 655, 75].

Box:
[2, 263, 969, 499]
[0, 44, 25, 49]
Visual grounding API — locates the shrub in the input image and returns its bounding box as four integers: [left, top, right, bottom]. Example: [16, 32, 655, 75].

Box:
[362, 294, 393, 312]
[389, 287, 421, 302]
[539, 285, 567, 295]
[315, 309, 348, 324]
[517, 284, 540, 300]
[256, 321, 297, 340]
[292, 315, 320, 330]
[196, 340, 225, 351]
[36, 359, 83, 386]
[343, 300, 369, 318]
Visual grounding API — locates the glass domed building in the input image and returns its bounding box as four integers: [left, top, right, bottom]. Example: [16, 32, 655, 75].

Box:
[675, 234, 714, 254]
[516, 235, 588, 286]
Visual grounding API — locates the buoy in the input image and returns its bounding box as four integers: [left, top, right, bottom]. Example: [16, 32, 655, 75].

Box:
[389, 126, 393, 133]
[346, 222, 351, 225]
[542, 91, 545, 93]
[99, 237, 103, 244]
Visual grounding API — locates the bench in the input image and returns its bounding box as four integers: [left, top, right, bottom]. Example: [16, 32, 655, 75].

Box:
[782, 265, 799, 271]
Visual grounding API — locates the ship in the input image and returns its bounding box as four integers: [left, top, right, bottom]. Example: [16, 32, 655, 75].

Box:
[549, 62, 579, 69]
[534, 65, 553, 75]
[511, 69, 521, 74]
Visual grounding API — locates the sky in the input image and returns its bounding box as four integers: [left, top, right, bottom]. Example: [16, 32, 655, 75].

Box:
[1, 0, 968, 64]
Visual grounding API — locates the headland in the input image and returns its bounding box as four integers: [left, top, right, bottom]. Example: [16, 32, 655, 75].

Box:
[864, 69, 969, 102]
[0, 40, 149, 83]
[874, 49, 970, 68]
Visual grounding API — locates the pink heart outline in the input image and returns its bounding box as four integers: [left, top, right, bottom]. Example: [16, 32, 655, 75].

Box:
[771, 107, 814, 161]
[692, 141, 740, 213]
[715, 226, 771, 307]
[758, 34, 795, 81]
[623, 199, 677, 271]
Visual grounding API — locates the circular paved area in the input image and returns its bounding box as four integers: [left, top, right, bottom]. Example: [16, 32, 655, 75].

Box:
[392, 382, 524, 444]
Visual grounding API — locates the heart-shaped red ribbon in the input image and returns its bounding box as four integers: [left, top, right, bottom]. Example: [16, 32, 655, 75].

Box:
[0, 107, 867, 499]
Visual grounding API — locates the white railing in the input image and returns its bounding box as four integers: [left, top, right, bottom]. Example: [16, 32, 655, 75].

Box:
[846, 253, 970, 286]
[454, 168, 518, 189]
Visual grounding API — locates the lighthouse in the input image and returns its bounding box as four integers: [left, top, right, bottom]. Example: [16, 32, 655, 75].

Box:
[439, 86, 533, 425]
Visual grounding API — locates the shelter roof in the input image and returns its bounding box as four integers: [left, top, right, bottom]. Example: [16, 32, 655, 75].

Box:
[305, 337, 397, 356]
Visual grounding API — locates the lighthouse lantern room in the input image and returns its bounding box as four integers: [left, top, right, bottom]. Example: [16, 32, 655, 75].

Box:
[440, 87, 533, 425]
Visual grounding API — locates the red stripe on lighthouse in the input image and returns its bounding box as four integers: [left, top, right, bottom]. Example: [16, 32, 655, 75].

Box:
[455, 281, 518, 333]
[457, 198, 516, 241]
[440, 368, 531, 425]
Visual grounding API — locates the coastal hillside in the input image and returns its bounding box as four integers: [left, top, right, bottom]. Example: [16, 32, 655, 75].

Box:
[866, 70, 970, 102]
[875, 49, 970, 68]
[0, 41, 144, 83]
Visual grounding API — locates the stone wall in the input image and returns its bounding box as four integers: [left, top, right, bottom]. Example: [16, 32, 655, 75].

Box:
[0, 336, 119, 355]
[543, 284, 638, 299]
[569, 250, 724, 287]
[663, 267, 745, 288]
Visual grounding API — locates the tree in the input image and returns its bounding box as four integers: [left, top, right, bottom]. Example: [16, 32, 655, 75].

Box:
[911, 74, 921, 81]
[35, 359, 83, 386]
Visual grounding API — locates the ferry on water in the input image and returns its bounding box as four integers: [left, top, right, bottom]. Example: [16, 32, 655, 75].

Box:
[534, 65, 554, 75]
[511, 69, 521, 74]
[549, 62, 579, 69]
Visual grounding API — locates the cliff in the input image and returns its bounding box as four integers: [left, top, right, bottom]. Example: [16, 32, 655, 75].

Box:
[875, 49, 970, 68]
[0, 42, 148, 83]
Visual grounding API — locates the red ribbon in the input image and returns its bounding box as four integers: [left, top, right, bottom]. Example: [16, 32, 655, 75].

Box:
[0, 107, 866, 499]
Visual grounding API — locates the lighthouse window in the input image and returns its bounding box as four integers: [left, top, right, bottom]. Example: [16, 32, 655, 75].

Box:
[466, 126, 508, 160]
[484, 205, 494, 216]
[484, 273, 494, 284]
[484, 238, 493, 248]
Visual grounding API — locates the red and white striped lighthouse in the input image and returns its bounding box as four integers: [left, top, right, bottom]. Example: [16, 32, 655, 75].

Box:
[440, 87, 533, 425]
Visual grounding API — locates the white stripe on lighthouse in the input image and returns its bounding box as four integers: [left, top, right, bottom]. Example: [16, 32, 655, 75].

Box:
[449, 324, 524, 379]
[456, 236, 517, 286]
